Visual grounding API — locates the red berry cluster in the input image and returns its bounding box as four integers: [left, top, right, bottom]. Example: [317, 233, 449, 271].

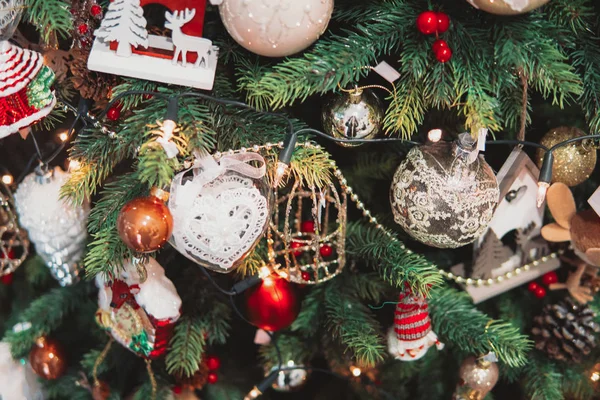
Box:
[527, 271, 559, 299]
[206, 354, 221, 384]
[416, 11, 452, 63]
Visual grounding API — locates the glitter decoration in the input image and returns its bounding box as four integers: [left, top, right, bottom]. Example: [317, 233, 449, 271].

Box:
[0, 182, 28, 279]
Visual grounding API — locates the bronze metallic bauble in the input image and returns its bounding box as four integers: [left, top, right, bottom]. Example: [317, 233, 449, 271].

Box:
[453, 356, 499, 400]
[117, 189, 173, 253]
[29, 337, 67, 380]
[321, 88, 384, 147]
[466, 0, 549, 15]
[92, 381, 111, 400]
[535, 126, 597, 187]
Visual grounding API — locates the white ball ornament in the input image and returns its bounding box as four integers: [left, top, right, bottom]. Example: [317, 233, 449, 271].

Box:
[214, 0, 334, 57]
[466, 0, 549, 15]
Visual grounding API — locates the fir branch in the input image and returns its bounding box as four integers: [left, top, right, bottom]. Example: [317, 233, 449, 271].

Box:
[346, 272, 389, 303]
[428, 286, 531, 368]
[24, 254, 52, 287]
[522, 353, 563, 400]
[259, 334, 313, 370]
[44, 374, 93, 400]
[165, 317, 206, 377]
[291, 283, 327, 338]
[137, 142, 180, 189]
[345, 223, 444, 297]
[84, 228, 137, 277]
[24, 0, 71, 42]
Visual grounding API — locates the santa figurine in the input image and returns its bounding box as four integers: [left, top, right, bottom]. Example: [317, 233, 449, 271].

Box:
[387, 287, 444, 361]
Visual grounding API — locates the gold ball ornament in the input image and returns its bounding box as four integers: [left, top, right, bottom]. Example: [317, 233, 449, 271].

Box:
[466, 0, 550, 15]
[29, 337, 67, 380]
[453, 356, 499, 400]
[535, 126, 597, 187]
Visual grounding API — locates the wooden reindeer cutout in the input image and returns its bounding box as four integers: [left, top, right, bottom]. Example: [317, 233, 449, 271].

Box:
[165, 9, 213, 68]
[541, 182, 600, 303]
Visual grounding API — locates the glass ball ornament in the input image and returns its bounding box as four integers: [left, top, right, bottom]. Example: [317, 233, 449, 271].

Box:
[321, 88, 384, 147]
[29, 337, 67, 380]
[390, 133, 499, 248]
[535, 126, 597, 187]
[216, 0, 334, 57]
[268, 360, 310, 392]
[245, 274, 300, 331]
[466, 0, 549, 15]
[0, 0, 24, 40]
[453, 356, 499, 400]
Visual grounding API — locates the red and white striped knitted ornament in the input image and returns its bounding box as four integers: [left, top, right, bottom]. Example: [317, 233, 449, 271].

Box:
[387, 289, 444, 361]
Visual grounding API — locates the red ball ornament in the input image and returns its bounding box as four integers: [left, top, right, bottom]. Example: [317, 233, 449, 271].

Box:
[245, 275, 300, 332]
[301, 271, 311, 281]
[29, 337, 67, 380]
[301, 220, 316, 233]
[533, 286, 546, 299]
[90, 4, 102, 16]
[206, 355, 221, 371]
[107, 106, 121, 121]
[432, 39, 448, 54]
[78, 23, 89, 35]
[172, 385, 183, 395]
[436, 12, 450, 33]
[528, 281, 539, 292]
[290, 241, 303, 257]
[416, 11, 438, 35]
[207, 372, 218, 384]
[435, 45, 452, 63]
[542, 271, 558, 286]
[1, 272, 14, 285]
[319, 244, 333, 258]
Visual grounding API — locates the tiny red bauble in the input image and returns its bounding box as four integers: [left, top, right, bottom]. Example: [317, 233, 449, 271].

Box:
[207, 372, 218, 384]
[90, 4, 102, 16]
[528, 281, 539, 292]
[206, 355, 221, 371]
[290, 241, 303, 257]
[172, 385, 183, 395]
[1, 273, 14, 285]
[416, 11, 438, 35]
[301, 220, 316, 233]
[245, 275, 300, 332]
[436, 12, 450, 33]
[542, 271, 558, 286]
[432, 39, 448, 54]
[319, 244, 333, 258]
[533, 286, 546, 299]
[107, 107, 121, 121]
[435, 46, 452, 63]
[78, 23, 89, 35]
[301, 271, 311, 281]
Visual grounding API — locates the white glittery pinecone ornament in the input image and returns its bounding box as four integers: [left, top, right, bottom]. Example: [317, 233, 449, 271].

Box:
[14, 167, 90, 286]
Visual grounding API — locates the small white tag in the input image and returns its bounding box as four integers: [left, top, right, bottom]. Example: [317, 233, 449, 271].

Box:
[157, 137, 179, 159]
[477, 128, 488, 152]
[373, 61, 400, 84]
[588, 186, 600, 217]
[254, 329, 271, 345]
[12, 322, 32, 333]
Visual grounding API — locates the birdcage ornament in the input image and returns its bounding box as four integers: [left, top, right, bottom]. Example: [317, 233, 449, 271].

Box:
[269, 178, 347, 284]
[0, 182, 29, 277]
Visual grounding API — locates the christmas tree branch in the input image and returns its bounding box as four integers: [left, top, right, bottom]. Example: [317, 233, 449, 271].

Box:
[165, 316, 206, 378]
[24, 0, 72, 43]
[522, 353, 563, 400]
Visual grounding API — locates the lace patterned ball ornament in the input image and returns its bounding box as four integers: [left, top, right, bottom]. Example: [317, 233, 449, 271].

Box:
[214, 0, 334, 57]
[169, 151, 271, 273]
[0, 182, 29, 279]
[466, 0, 549, 15]
[390, 133, 499, 249]
[14, 167, 90, 286]
[270, 176, 347, 284]
[0, 0, 23, 40]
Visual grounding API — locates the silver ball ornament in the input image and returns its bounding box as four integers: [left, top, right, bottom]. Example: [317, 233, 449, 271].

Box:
[321, 88, 384, 147]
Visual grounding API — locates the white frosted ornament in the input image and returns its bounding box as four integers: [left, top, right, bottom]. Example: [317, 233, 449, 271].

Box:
[213, 0, 334, 57]
[0, 341, 44, 400]
[14, 167, 90, 286]
[169, 152, 271, 273]
[466, 0, 549, 15]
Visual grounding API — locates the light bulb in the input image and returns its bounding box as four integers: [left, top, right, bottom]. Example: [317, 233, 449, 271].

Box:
[273, 161, 289, 187]
[350, 366, 362, 377]
[244, 387, 262, 400]
[162, 119, 176, 139]
[537, 182, 550, 208]
[1, 174, 13, 185]
[67, 159, 81, 172]
[427, 129, 442, 143]
[57, 131, 68, 142]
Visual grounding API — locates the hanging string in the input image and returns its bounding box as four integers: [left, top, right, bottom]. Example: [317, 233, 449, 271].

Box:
[145, 359, 157, 400]
[368, 301, 401, 310]
[92, 338, 113, 388]
[518, 69, 529, 142]
[336, 81, 394, 96]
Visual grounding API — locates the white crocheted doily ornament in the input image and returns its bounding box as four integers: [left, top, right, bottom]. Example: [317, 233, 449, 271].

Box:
[169, 152, 271, 273]
[14, 167, 90, 286]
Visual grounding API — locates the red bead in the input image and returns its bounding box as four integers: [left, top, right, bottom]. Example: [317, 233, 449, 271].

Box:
[528, 281, 539, 292]
[207, 372, 218, 384]
[290, 241, 303, 257]
[533, 286, 546, 299]
[172, 386, 182, 395]
[143, 94, 153, 100]
[107, 107, 120, 121]
[78, 24, 89, 35]
[1, 249, 16, 259]
[206, 355, 221, 371]
[1, 273, 13, 285]
[435, 45, 452, 63]
[542, 271, 558, 286]
[301, 271, 311, 281]
[432, 39, 448, 54]
[90, 4, 102, 16]
[319, 244, 333, 258]
[416, 11, 438, 35]
[436, 12, 450, 33]
[245, 275, 300, 332]
[301, 220, 315, 233]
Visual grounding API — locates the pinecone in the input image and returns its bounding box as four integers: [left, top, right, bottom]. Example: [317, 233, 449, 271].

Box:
[69, 48, 118, 103]
[532, 297, 600, 363]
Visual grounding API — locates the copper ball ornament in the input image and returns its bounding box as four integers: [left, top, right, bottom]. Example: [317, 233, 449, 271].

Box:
[535, 126, 597, 187]
[117, 189, 173, 253]
[92, 381, 111, 400]
[453, 356, 499, 400]
[466, 0, 549, 15]
[29, 337, 67, 380]
[245, 274, 300, 331]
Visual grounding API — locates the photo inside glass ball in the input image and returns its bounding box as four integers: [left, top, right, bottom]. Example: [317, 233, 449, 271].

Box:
[321, 88, 384, 147]
[390, 137, 499, 248]
[466, 0, 550, 15]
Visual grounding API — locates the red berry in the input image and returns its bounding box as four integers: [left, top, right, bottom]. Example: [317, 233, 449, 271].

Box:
[207, 372, 218, 384]
[542, 271, 558, 286]
[301, 271, 311, 281]
[432, 39, 448, 54]
[416, 11, 438, 35]
[107, 107, 120, 121]
[143, 94, 153, 100]
[206, 355, 221, 371]
[528, 281, 539, 292]
[301, 220, 315, 233]
[290, 241, 303, 257]
[436, 12, 450, 33]
[90, 4, 102, 17]
[533, 286, 546, 299]
[319, 244, 333, 258]
[435, 45, 452, 63]
[78, 23, 89, 35]
[1, 249, 16, 259]
[1, 273, 13, 285]
[172, 386, 182, 395]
